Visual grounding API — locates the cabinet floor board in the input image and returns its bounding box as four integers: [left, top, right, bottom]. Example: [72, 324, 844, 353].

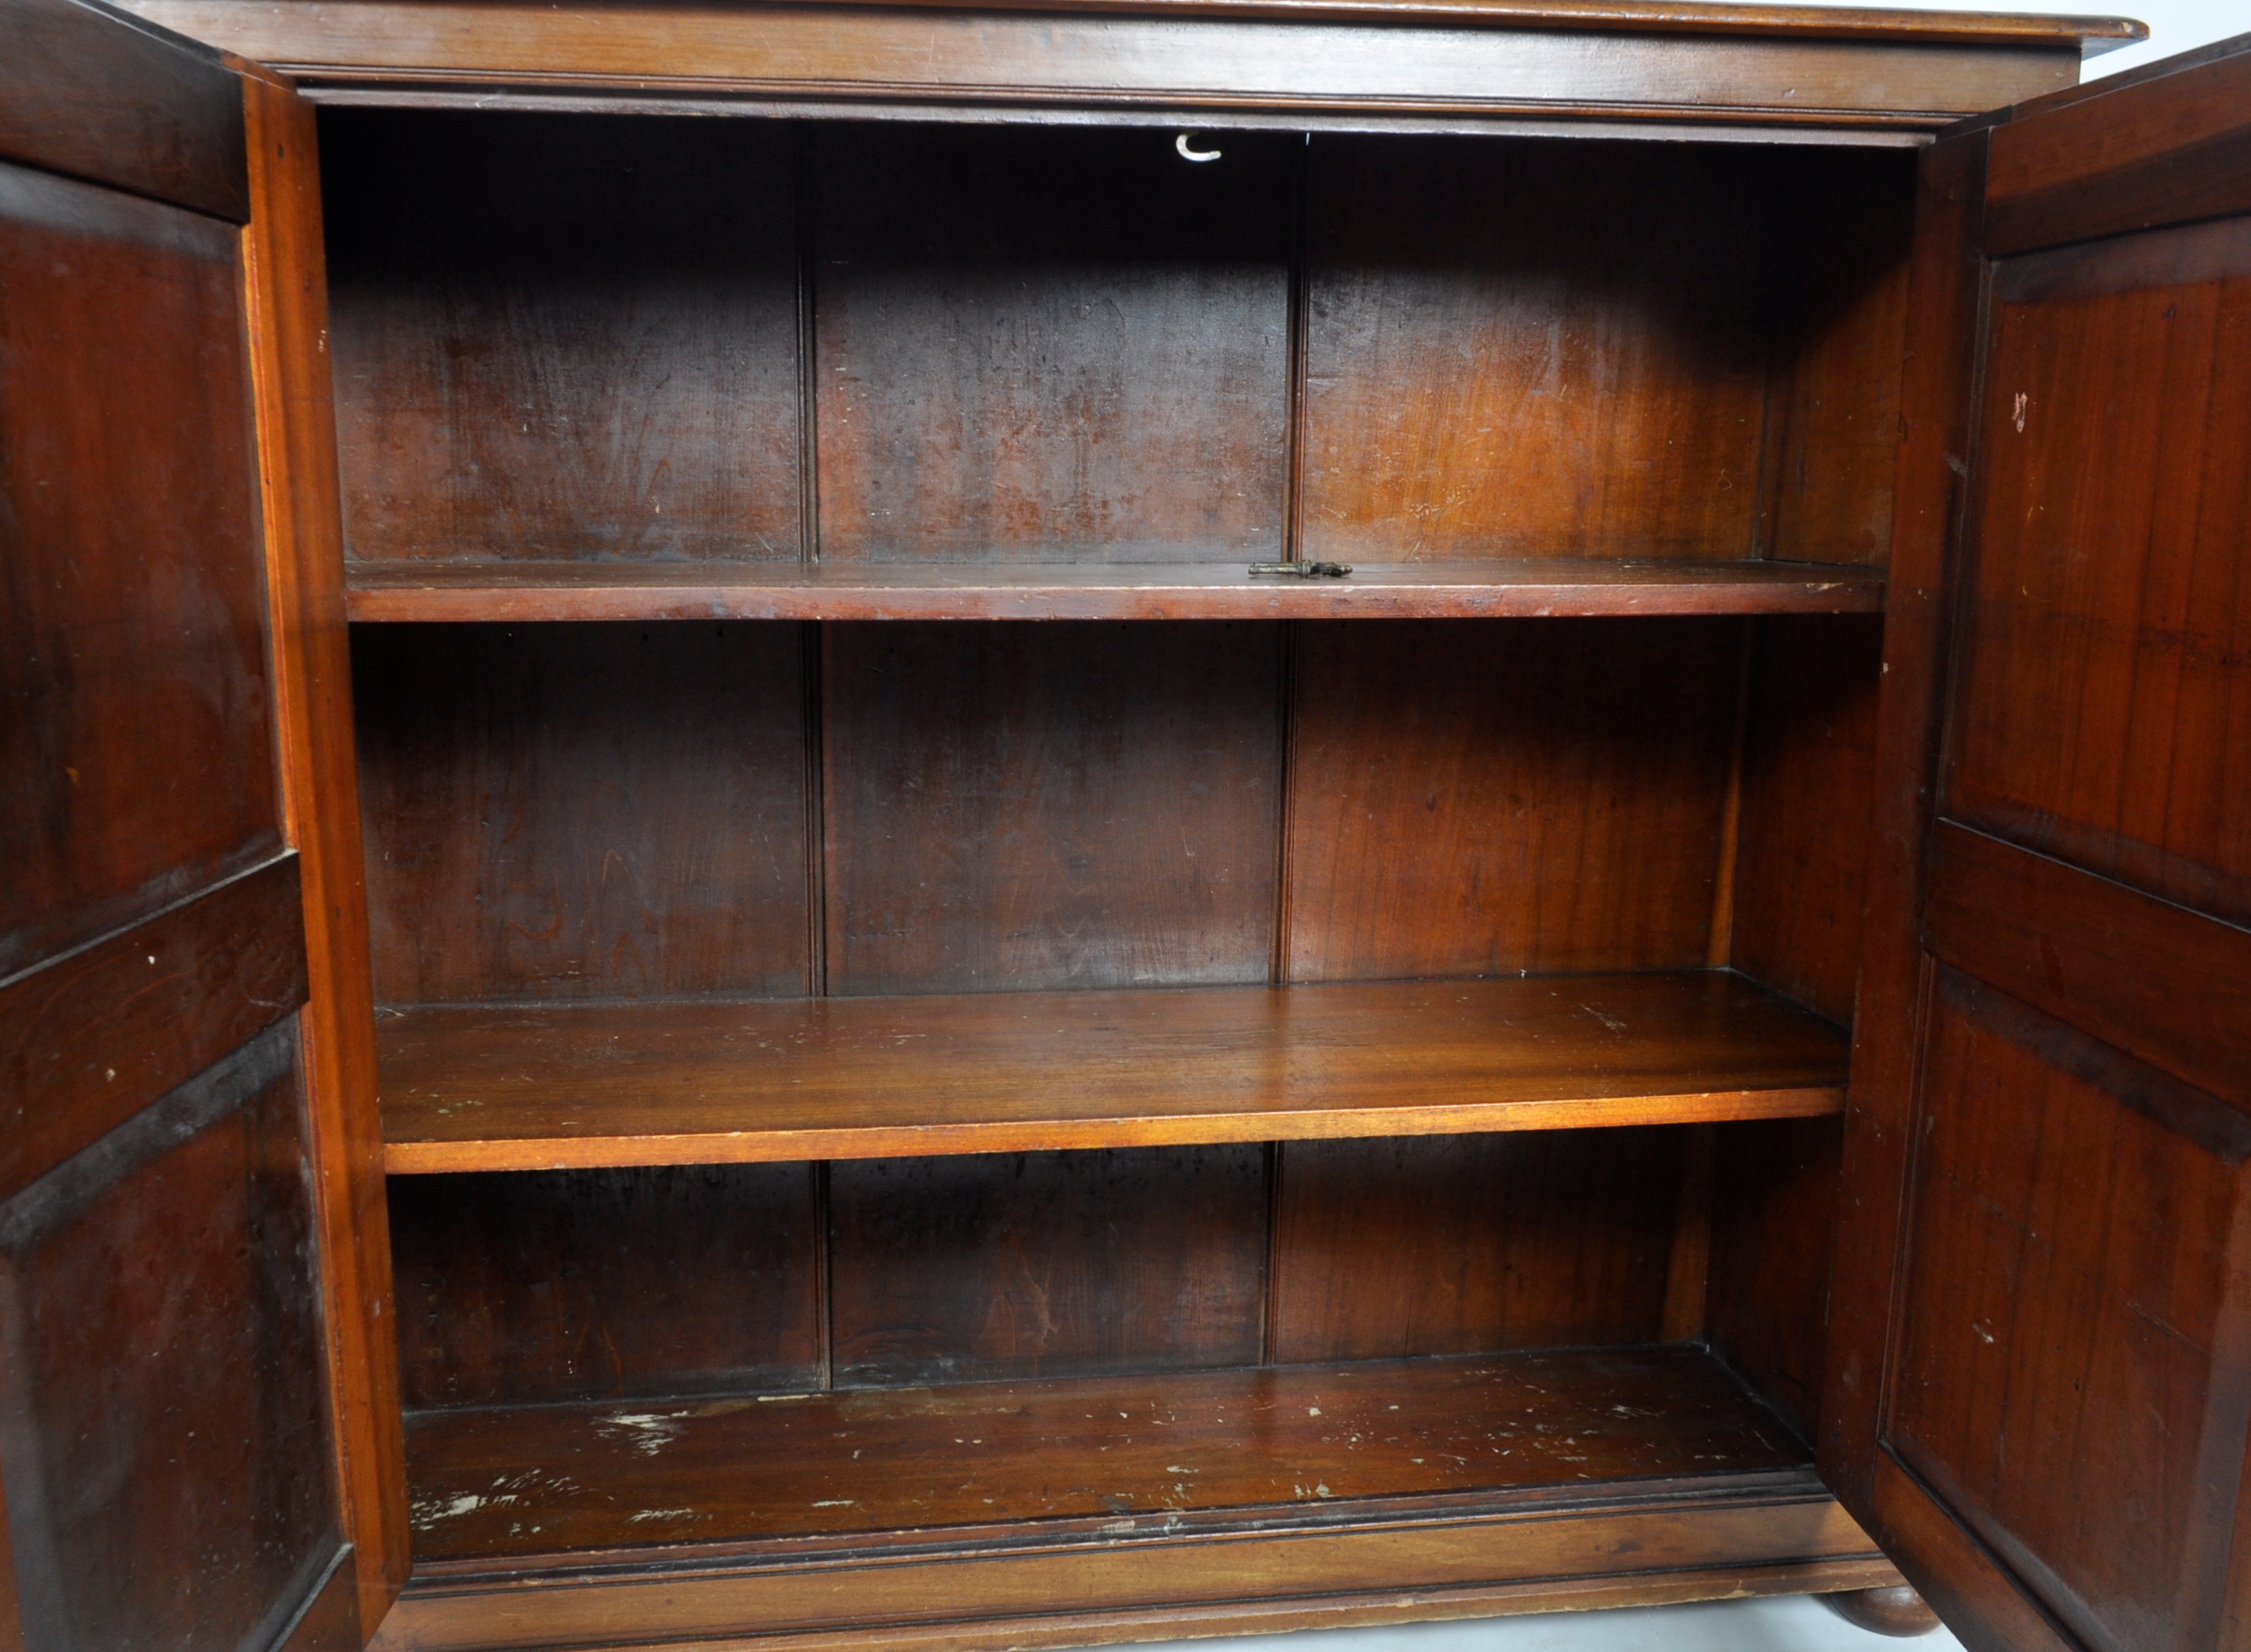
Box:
[401, 1346, 1820, 1567]
[377, 972, 1848, 1172]
[342, 558, 1885, 623]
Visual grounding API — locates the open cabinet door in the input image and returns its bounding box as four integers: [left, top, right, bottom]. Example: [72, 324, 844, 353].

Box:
[1824, 32, 2251, 1652]
[0, 0, 405, 1646]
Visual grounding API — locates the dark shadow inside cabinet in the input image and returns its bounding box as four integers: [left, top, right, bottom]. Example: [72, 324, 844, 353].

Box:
[323, 107, 1906, 1571]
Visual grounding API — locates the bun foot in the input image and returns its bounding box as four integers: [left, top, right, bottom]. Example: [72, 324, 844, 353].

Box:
[1822, 1584, 1942, 1637]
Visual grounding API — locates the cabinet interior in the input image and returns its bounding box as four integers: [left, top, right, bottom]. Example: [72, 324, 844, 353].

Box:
[320, 107, 1912, 1572]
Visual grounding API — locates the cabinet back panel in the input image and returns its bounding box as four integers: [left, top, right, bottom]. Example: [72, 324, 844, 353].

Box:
[1297, 138, 1913, 568]
[811, 125, 1294, 564]
[828, 1147, 1268, 1386]
[389, 1166, 821, 1410]
[1297, 138, 1781, 564]
[322, 111, 803, 565]
[821, 622, 1284, 995]
[1269, 1131, 1681, 1363]
[353, 623, 812, 1005]
[1285, 619, 1741, 981]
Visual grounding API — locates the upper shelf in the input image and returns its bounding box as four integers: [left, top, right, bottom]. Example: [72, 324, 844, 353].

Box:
[379, 971, 1848, 1173]
[343, 558, 1884, 623]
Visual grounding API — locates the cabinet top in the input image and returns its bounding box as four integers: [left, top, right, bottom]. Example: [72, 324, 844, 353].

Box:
[121, 0, 2146, 138]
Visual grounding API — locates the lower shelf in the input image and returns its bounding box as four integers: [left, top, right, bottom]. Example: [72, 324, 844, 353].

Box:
[384, 1349, 1891, 1652]
[378, 971, 1847, 1172]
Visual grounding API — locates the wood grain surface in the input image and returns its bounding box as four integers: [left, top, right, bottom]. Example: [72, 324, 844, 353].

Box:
[821, 622, 1283, 995]
[323, 111, 803, 568]
[1284, 620, 1743, 979]
[401, 1345, 1815, 1562]
[353, 623, 812, 1005]
[118, 0, 2100, 135]
[828, 1146, 1269, 1384]
[1269, 1131, 1682, 1360]
[237, 70, 412, 1620]
[343, 557, 1887, 622]
[377, 972, 1846, 1171]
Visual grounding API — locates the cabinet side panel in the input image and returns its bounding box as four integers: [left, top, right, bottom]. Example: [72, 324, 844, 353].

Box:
[390, 1166, 821, 1408]
[1703, 1114, 1843, 1444]
[1730, 613, 1884, 1026]
[823, 623, 1283, 995]
[322, 110, 801, 566]
[354, 622, 811, 1004]
[1269, 1132, 1679, 1363]
[1757, 149, 1918, 570]
[811, 124, 1293, 565]
[1285, 620, 1737, 981]
[829, 1147, 1267, 1386]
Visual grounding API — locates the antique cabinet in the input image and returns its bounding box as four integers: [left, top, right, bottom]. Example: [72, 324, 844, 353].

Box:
[5, 0, 2249, 1648]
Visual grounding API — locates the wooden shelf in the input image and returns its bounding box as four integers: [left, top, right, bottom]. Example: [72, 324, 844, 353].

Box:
[344, 558, 1884, 623]
[378, 971, 1847, 1173]
[404, 1347, 1833, 1568]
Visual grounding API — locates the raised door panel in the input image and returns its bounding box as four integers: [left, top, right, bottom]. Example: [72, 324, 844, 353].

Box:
[0, 3, 372, 1644]
[1827, 39, 2251, 1652]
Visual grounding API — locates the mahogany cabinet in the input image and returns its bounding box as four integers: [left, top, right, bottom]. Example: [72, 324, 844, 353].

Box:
[5, 0, 2249, 1648]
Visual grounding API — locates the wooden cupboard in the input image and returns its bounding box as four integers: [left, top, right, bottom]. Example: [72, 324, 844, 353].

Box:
[5, 1, 2249, 1649]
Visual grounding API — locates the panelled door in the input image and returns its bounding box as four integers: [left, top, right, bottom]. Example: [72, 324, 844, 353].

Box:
[1826, 33, 2251, 1652]
[0, 0, 398, 1646]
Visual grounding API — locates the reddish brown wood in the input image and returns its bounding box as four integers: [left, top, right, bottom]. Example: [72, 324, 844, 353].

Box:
[0, 1029, 345, 1652]
[391, 1165, 822, 1408]
[0, 855, 305, 1200]
[0, 157, 280, 978]
[0, 0, 245, 221]
[115, 0, 2145, 50]
[323, 110, 802, 568]
[236, 66, 412, 1623]
[1945, 213, 2251, 932]
[1820, 1582, 1942, 1636]
[1869, 1453, 2076, 1652]
[376, 973, 1850, 1172]
[1730, 615, 1885, 1024]
[1284, 620, 1741, 979]
[354, 623, 812, 1004]
[379, 1491, 1884, 1652]
[829, 1147, 1266, 1384]
[1923, 823, 2251, 1117]
[1756, 151, 1918, 567]
[401, 1347, 1817, 1562]
[278, 1555, 364, 1652]
[1269, 1131, 1681, 1360]
[1885, 971, 2251, 1652]
[118, 0, 2097, 136]
[344, 556, 1888, 622]
[821, 623, 1283, 995]
[1297, 139, 1778, 565]
[1706, 1115, 1843, 1442]
[1819, 127, 1990, 1514]
[1986, 45, 2251, 256]
[813, 125, 1292, 566]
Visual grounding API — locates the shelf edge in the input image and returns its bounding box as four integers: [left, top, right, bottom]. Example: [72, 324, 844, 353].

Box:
[383, 1083, 1845, 1172]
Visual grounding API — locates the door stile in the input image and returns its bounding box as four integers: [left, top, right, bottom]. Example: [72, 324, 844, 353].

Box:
[234, 57, 412, 1632]
[1819, 123, 1992, 1516]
